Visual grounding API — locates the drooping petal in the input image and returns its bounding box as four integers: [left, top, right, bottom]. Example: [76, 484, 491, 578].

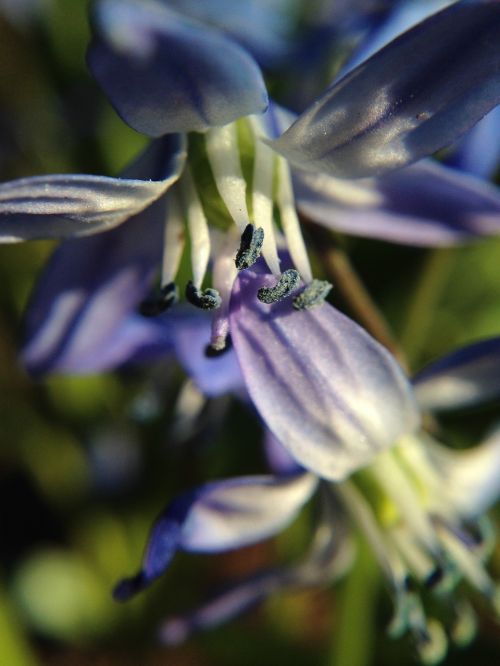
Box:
[429, 426, 500, 517]
[159, 514, 352, 645]
[87, 0, 268, 136]
[270, 1, 500, 178]
[113, 472, 317, 600]
[21, 195, 167, 375]
[229, 267, 420, 481]
[413, 338, 500, 411]
[0, 134, 185, 242]
[294, 159, 500, 246]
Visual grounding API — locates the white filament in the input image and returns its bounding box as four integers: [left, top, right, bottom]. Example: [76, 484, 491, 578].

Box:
[205, 124, 249, 232]
[336, 481, 407, 588]
[249, 116, 281, 276]
[436, 525, 494, 597]
[371, 450, 437, 552]
[180, 166, 211, 290]
[161, 193, 186, 287]
[276, 156, 313, 283]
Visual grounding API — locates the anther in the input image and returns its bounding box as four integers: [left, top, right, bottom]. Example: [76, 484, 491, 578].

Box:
[205, 335, 232, 357]
[139, 282, 178, 317]
[293, 279, 333, 310]
[185, 281, 222, 310]
[235, 223, 264, 270]
[425, 566, 444, 589]
[257, 269, 300, 304]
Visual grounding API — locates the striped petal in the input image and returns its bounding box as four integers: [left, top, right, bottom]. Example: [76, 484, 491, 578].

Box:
[229, 267, 420, 481]
[270, 1, 500, 178]
[294, 159, 500, 246]
[0, 135, 185, 242]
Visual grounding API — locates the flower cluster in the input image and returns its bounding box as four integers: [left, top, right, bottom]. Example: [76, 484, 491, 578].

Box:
[3, 0, 500, 663]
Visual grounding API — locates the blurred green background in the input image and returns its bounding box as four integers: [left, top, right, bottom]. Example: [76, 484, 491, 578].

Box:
[1, 2, 500, 665]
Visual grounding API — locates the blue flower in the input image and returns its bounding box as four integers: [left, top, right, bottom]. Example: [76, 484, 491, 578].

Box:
[113, 335, 500, 663]
[15, 0, 500, 476]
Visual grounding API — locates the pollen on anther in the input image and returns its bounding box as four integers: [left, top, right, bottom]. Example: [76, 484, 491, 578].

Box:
[257, 269, 300, 304]
[139, 282, 179, 317]
[185, 281, 222, 310]
[293, 279, 332, 310]
[235, 223, 264, 271]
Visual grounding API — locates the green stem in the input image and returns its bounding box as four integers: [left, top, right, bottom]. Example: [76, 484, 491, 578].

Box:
[329, 538, 379, 666]
[400, 248, 455, 367]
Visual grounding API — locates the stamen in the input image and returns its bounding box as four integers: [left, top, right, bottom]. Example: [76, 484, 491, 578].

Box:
[205, 335, 232, 357]
[235, 223, 264, 270]
[161, 193, 185, 288]
[249, 117, 281, 276]
[276, 157, 313, 283]
[205, 124, 249, 232]
[257, 269, 300, 304]
[210, 228, 239, 351]
[450, 601, 477, 647]
[139, 282, 178, 317]
[415, 619, 447, 665]
[371, 451, 438, 552]
[293, 279, 333, 310]
[185, 281, 221, 310]
[180, 166, 211, 290]
[436, 522, 495, 599]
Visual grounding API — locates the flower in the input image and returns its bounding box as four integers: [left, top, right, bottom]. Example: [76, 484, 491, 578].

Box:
[112, 334, 500, 663]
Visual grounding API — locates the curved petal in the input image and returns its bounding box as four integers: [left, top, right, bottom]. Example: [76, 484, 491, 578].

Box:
[429, 426, 500, 517]
[270, 2, 500, 178]
[0, 134, 185, 242]
[87, 0, 268, 136]
[413, 337, 500, 412]
[229, 267, 420, 481]
[113, 472, 317, 600]
[294, 159, 500, 246]
[21, 195, 167, 375]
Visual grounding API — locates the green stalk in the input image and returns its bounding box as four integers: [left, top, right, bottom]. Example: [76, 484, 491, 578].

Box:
[400, 248, 455, 367]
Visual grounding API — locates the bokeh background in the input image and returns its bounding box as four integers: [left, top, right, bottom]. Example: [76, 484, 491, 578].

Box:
[1, 1, 500, 664]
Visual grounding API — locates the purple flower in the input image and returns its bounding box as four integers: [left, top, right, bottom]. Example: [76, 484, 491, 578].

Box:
[115, 335, 500, 662]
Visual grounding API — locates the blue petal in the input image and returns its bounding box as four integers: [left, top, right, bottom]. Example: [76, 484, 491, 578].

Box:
[229, 267, 420, 481]
[0, 135, 185, 242]
[448, 106, 500, 179]
[294, 159, 500, 246]
[88, 0, 268, 136]
[165, 0, 295, 66]
[167, 310, 244, 397]
[413, 337, 500, 411]
[270, 2, 500, 178]
[114, 472, 317, 600]
[22, 195, 168, 375]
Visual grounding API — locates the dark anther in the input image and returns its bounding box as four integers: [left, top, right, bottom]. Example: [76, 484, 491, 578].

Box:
[185, 281, 222, 310]
[403, 574, 416, 593]
[293, 279, 333, 310]
[425, 566, 444, 589]
[205, 335, 232, 357]
[139, 282, 178, 316]
[257, 269, 301, 304]
[235, 223, 264, 270]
